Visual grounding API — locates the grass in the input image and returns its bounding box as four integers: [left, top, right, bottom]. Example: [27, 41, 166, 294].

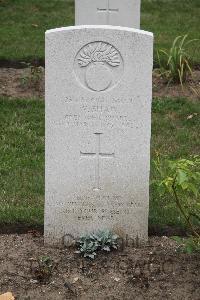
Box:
[0, 98, 44, 225]
[0, 97, 199, 228]
[142, 0, 200, 64]
[0, 0, 200, 63]
[150, 98, 200, 228]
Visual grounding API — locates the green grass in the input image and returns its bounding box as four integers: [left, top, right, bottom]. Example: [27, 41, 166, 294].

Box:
[0, 98, 44, 225]
[150, 98, 200, 228]
[0, 0, 200, 63]
[142, 0, 200, 64]
[0, 97, 199, 228]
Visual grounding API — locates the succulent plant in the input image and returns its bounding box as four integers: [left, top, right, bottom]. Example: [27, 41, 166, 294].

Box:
[76, 230, 119, 259]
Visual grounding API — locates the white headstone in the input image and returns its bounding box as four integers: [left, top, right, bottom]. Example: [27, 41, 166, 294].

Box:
[75, 0, 141, 28]
[45, 25, 153, 245]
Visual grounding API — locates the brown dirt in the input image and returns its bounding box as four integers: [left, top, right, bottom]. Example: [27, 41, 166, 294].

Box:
[0, 67, 44, 100]
[0, 67, 200, 100]
[153, 69, 200, 100]
[0, 233, 199, 300]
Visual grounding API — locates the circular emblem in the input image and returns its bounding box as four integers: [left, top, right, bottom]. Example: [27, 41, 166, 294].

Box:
[74, 42, 123, 92]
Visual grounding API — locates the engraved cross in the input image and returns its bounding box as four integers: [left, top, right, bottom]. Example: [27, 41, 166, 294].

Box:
[80, 133, 115, 191]
[97, 0, 119, 24]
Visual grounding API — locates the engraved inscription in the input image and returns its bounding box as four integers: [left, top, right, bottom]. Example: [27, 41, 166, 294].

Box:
[64, 205, 143, 222]
[67, 194, 143, 208]
[74, 42, 123, 92]
[59, 194, 145, 222]
[80, 133, 115, 191]
[65, 112, 134, 129]
[64, 206, 133, 222]
[63, 96, 139, 105]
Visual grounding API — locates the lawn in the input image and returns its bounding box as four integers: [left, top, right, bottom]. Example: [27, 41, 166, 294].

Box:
[0, 99, 44, 225]
[0, 97, 199, 228]
[0, 0, 200, 63]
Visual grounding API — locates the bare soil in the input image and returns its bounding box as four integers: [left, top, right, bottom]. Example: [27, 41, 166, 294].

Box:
[0, 67, 200, 100]
[0, 67, 44, 100]
[153, 69, 200, 100]
[0, 233, 199, 300]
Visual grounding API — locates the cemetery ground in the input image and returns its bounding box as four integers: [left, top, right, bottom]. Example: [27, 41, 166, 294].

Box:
[0, 234, 199, 299]
[0, 95, 199, 299]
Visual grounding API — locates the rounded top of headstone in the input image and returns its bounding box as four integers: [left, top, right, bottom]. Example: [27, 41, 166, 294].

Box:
[46, 25, 153, 38]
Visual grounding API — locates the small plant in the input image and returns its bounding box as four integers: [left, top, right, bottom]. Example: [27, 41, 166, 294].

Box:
[153, 155, 200, 239]
[20, 63, 43, 90]
[76, 234, 99, 259]
[76, 230, 119, 259]
[172, 236, 200, 254]
[31, 256, 55, 283]
[93, 230, 119, 252]
[157, 35, 199, 85]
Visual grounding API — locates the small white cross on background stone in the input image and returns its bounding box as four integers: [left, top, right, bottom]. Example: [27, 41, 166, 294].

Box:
[75, 0, 141, 29]
[97, 2, 119, 25]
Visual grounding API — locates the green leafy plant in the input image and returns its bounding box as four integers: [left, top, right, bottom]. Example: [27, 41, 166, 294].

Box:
[93, 230, 119, 252]
[76, 230, 119, 259]
[76, 234, 99, 259]
[153, 155, 200, 238]
[157, 35, 199, 85]
[31, 256, 55, 283]
[172, 236, 200, 254]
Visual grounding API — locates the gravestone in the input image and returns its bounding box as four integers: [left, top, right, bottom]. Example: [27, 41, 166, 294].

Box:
[45, 25, 153, 245]
[75, 0, 141, 28]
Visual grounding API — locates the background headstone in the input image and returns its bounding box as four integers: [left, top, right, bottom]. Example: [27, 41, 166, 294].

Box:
[45, 25, 153, 245]
[75, 0, 141, 28]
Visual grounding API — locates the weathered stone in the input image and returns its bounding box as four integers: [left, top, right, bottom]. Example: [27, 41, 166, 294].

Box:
[45, 25, 153, 245]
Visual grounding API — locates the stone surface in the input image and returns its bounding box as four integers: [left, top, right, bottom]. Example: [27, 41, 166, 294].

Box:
[45, 25, 153, 245]
[75, 0, 141, 28]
